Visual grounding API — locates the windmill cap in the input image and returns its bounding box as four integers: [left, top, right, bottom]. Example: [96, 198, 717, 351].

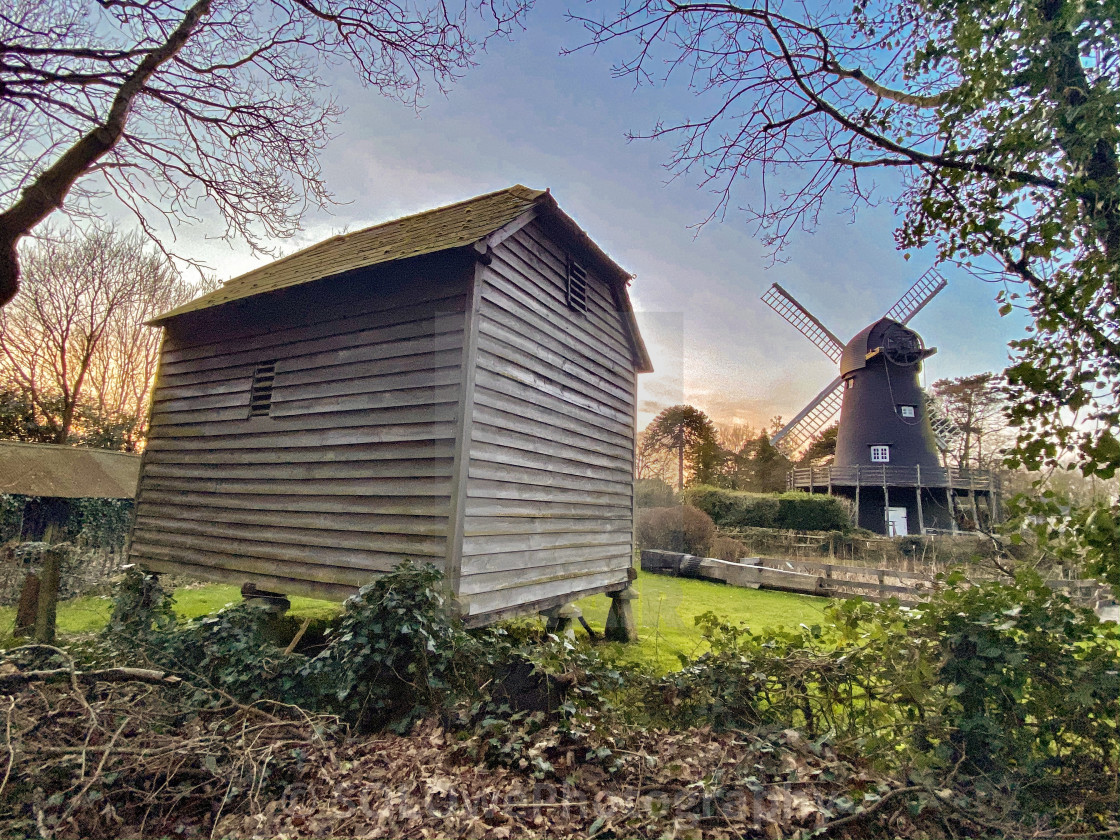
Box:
[840, 318, 936, 376]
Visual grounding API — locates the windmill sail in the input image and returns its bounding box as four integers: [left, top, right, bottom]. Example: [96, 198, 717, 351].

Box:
[771, 376, 844, 452]
[762, 284, 844, 362]
[884, 268, 947, 325]
[923, 391, 963, 453]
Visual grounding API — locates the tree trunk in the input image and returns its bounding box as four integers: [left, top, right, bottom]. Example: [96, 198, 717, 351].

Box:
[14, 574, 40, 637]
[1039, 0, 1120, 259]
[34, 546, 62, 644]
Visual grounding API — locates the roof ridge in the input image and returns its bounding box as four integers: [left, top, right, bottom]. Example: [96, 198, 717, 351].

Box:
[151, 184, 549, 323]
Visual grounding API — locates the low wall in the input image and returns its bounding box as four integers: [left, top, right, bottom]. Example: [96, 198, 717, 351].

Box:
[641, 549, 1116, 615]
[641, 550, 835, 597]
[715, 527, 1001, 574]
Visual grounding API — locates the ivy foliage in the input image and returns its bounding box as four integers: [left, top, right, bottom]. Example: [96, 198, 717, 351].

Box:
[106, 562, 512, 733]
[0, 495, 132, 546]
[305, 562, 494, 731]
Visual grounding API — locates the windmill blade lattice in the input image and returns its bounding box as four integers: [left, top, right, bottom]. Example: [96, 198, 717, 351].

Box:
[923, 391, 963, 453]
[771, 376, 844, 452]
[884, 268, 947, 325]
[762, 283, 844, 362]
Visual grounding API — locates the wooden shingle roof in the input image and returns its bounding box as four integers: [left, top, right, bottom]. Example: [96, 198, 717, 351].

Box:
[153, 185, 547, 323]
[150, 184, 652, 372]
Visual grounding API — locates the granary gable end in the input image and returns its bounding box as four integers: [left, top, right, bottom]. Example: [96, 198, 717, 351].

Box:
[129, 186, 651, 625]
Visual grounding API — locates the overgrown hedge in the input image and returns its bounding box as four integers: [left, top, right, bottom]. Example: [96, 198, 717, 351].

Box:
[683, 485, 850, 532]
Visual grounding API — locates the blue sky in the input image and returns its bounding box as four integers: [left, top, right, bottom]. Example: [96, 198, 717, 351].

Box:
[173, 3, 1029, 432]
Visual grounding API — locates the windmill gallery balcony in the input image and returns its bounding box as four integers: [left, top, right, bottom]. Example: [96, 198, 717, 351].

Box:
[788, 464, 1001, 535]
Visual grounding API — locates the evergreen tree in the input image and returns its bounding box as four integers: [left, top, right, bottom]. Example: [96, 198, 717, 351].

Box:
[643, 405, 722, 490]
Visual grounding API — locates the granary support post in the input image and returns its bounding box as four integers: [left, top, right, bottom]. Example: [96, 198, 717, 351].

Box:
[240, 582, 291, 614]
[541, 603, 581, 638]
[605, 587, 638, 643]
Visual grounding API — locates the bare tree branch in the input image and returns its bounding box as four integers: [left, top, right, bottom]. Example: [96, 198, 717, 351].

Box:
[0, 0, 530, 307]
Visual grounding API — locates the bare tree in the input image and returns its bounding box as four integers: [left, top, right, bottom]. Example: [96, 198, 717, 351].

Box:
[715, 421, 754, 455]
[635, 429, 674, 481]
[0, 0, 529, 307]
[0, 226, 205, 447]
[931, 373, 1011, 469]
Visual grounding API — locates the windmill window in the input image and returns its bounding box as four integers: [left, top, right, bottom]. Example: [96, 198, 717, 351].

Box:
[249, 361, 276, 417]
[845, 378, 854, 389]
[566, 258, 588, 313]
[899, 405, 916, 418]
[870, 445, 890, 463]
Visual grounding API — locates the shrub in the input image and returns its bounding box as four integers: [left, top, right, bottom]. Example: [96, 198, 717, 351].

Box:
[683, 484, 849, 531]
[305, 561, 491, 731]
[773, 491, 849, 531]
[635, 505, 715, 556]
[709, 533, 749, 561]
[634, 477, 675, 508]
[651, 572, 1120, 829]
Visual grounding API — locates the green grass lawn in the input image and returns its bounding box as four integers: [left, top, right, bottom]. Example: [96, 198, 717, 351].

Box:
[1, 570, 829, 670]
[577, 570, 828, 672]
[0, 584, 341, 648]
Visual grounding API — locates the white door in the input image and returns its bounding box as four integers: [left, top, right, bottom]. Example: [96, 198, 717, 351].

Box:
[888, 507, 909, 536]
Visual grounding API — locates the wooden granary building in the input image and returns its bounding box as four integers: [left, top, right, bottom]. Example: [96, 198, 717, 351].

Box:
[128, 186, 652, 624]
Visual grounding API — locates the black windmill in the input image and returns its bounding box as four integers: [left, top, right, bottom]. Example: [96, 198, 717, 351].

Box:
[761, 270, 999, 535]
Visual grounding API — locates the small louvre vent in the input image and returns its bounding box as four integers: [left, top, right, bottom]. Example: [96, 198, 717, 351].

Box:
[566, 258, 588, 313]
[249, 361, 276, 417]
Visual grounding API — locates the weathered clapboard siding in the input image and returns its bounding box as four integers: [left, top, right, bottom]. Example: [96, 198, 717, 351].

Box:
[131, 186, 651, 624]
[144, 421, 456, 452]
[131, 543, 389, 591]
[138, 503, 448, 535]
[130, 256, 473, 593]
[459, 556, 629, 596]
[139, 489, 451, 517]
[465, 570, 629, 619]
[159, 269, 467, 356]
[155, 332, 465, 395]
[458, 220, 637, 618]
[142, 439, 455, 465]
[151, 361, 463, 415]
[465, 477, 631, 507]
[461, 543, 628, 576]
